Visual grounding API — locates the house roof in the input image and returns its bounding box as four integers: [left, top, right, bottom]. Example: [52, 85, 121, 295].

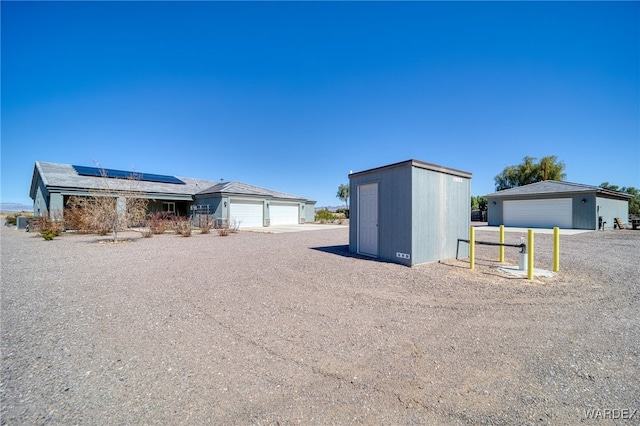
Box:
[197, 180, 312, 202]
[486, 180, 632, 199]
[30, 161, 315, 203]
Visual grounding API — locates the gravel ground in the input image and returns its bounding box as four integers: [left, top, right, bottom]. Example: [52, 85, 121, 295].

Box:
[1, 223, 639, 425]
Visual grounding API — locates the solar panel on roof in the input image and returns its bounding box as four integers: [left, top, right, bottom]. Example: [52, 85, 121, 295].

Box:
[72, 165, 185, 185]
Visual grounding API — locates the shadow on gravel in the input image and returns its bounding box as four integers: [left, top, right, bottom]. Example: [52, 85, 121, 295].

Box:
[439, 258, 524, 280]
[310, 245, 403, 265]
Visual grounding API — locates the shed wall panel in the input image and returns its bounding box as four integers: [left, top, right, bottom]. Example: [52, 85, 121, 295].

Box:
[412, 169, 470, 263]
[349, 166, 412, 265]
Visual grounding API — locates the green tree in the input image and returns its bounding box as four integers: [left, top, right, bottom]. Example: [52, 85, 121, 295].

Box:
[471, 196, 488, 211]
[494, 155, 566, 190]
[600, 183, 640, 214]
[336, 183, 349, 209]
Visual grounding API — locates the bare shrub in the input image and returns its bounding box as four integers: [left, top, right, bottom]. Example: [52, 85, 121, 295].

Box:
[34, 211, 64, 240]
[65, 196, 93, 233]
[216, 219, 239, 236]
[147, 211, 171, 234]
[199, 215, 214, 234]
[171, 215, 192, 237]
[63, 166, 149, 241]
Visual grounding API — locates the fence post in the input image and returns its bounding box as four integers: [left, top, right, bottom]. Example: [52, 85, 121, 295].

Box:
[499, 225, 505, 262]
[527, 229, 534, 280]
[469, 226, 475, 270]
[553, 227, 560, 272]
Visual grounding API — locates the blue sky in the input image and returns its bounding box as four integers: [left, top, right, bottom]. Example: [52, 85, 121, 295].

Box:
[2, 1, 638, 208]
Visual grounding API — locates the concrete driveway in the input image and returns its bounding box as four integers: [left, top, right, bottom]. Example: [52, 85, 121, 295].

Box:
[242, 223, 348, 233]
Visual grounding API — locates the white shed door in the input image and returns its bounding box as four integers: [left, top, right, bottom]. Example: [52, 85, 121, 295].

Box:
[270, 203, 299, 225]
[503, 199, 572, 228]
[358, 183, 378, 256]
[230, 200, 263, 228]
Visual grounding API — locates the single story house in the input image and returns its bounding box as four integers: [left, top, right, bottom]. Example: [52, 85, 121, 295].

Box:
[349, 159, 471, 266]
[29, 161, 316, 227]
[486, 180, 631, 230]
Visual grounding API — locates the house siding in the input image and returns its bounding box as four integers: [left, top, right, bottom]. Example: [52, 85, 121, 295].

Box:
[596, 196, 629, 229]
[572, 194, 597, 230]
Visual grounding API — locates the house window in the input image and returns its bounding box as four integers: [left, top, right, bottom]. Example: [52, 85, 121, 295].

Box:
[162, 202, 176, 213]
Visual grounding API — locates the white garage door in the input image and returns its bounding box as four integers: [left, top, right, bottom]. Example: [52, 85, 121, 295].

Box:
[270, 203, 299, 225]
[230, 200, 263, 228]
[504, 199, 573, 228]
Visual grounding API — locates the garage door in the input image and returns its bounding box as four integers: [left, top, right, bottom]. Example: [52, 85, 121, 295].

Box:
[230, 200, 263, 228]
[503, 199, 572, 228]
[270, 203, 299, 225]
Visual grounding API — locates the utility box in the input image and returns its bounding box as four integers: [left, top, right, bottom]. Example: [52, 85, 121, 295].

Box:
[349, 159, 472, 266]
[16, 216, 28, 230]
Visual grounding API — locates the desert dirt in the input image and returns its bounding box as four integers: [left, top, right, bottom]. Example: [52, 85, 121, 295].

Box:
[1, 223, 638, 425]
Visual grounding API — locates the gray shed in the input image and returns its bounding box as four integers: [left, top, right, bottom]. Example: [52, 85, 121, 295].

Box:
[486, 181, 631, 230]
[349, 159, 472, 266]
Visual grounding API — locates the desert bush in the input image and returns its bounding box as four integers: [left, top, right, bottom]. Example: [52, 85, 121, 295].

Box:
[5, 213, 19, 226]
[64, 197, 93, 232]
[199, 215, 214, 234]
[315, 209, 335, 223]
[216, 219, 239, 236]
[171, 215, 192, 237]
[147, 211, 172, 234]
[34, 212, 64, 240]
[336, 207, 349, 219]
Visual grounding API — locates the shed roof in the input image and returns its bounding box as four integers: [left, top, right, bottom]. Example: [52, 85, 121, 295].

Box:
[349, 159, 472, 179]
[486, 180, 632, 199]
[197, 181, 311, 202]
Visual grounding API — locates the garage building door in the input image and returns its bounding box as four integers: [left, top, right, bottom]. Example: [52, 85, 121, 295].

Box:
[270, 203, 299, 225]
[503, 199, 572, 228]
[230, 200, 263, 228]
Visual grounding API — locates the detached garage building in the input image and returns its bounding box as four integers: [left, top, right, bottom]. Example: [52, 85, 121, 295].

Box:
[349, 159, 472, 266]
[487, 180, 631, 230]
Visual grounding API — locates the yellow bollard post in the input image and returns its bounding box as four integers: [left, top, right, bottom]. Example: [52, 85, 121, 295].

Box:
[553, 227, 560, 272]
[499, 225, 505, 263]
[469, 226, 475, 270]
[527, 229, 534, 280]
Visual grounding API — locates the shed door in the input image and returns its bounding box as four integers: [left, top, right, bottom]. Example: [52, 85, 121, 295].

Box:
[270, 203, 299, 225]
[230, 200, 263, 228]
[503, 199, 572, 228]
[358, 183, 378, 256]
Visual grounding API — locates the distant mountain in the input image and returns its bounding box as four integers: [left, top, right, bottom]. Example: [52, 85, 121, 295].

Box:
[0, 203, 32, 213]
